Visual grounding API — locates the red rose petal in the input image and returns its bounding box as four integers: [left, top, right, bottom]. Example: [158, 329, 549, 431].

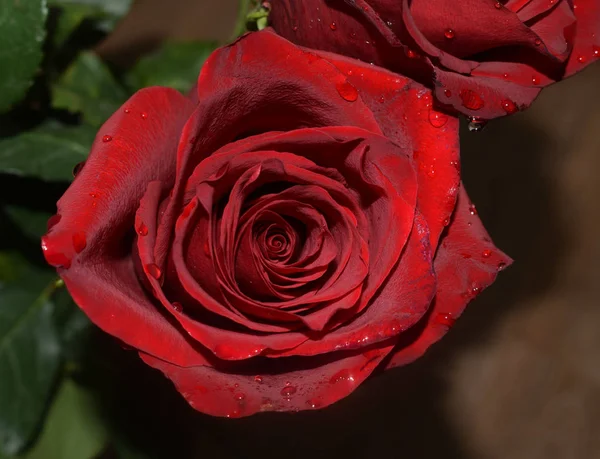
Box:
[386, 185, 512, 368]
[42, 88, 203, 366]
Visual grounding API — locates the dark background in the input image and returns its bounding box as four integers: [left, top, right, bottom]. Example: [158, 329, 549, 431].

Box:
[85, 1, 600, 458]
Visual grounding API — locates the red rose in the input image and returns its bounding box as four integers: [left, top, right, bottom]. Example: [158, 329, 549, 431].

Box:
[269, 0, 599, 120]
[41, 30, 510, 417]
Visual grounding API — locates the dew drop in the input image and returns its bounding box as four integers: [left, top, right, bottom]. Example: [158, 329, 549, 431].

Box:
[72, 161, 86, 177]
[435, 312, 456, 327]
[47, 214, 62, 231]
[469, 204, 478, 215]
[428, 110, 448, 128]
[494, 1, 502, 8]
[532, 75, 540, 85]
[471, 285, 481, 295]
[234, 393, 245, 401]
[534, 38, 542, 46]
[172, 302, 183, 312]
[444, 89, 452, 98]
[405, 48, 417, 59]
[450, 160, 460, 171]
[577, 55, 586, 63]
[329, 22, 337, 31]
[330, 369, 355, 384]
[102, 135, 112, 143]
[501, 99, 518, 114]
[124, 108, 131, 114]
[136, 222, 148, 236]
[254, 375, 263, 383]
[336, 81, 358, 102]
[460, 89, 484, 110]
[378, 95, 385, 103]
[497, 262, 507, 271]
[72, 232, 87, 253]
[307, 399, 320, 409]
[141, 112, 148, 120]
[593, 46, 599, 57]
[292, 25, 298, 32]
[41, 237, 72, 269]
[145, 263, 162, 280]
[503, 72, 509, 79]
[482, 249, 492, 258]
[280, 385, 297, 398]
[444, 28, 455, 40]
[468, 117, 487, 132]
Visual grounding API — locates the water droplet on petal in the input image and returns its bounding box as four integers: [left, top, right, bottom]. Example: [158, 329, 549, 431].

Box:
[468, 117, 487, 132]
[482, 249, 492, 258]
[281, 385, 297, 398]
[429, 110, 448, 128]
[47, 214, 62, 231]
[494, 1, 502, 8]
[469, 204, 478, 215]
[41, 236, 72, 269]
[172, 302, 183, 312]
[136, 222, 148, 236]
[444, 28, 455, 40]
[405, 48, 418, 59]
[471, 285, 481, 295]
[593, 46, 599, 57]
[234, 393, 245, 401]
[330, 369, 355, 384]
[497, 262, 507, 271]
[145, 263, 162, 280]
[307, 399, 321, 408]
[501, 99, 518, 114]
[460, 90, 484, 110]
[577, 55, 586, 63]
[72, 161, 85, 177]
[534, 38, 542, 46]
[503, 72, 509, 79]
[435, 312, 456, 327]
[444, 89, 452, 98]
[102, 135, 112, 143]
[336, 81, 358, 102]
[254, 375, 263, 383]
[72, 232, 87, 253]
[292, 25, 298, 32]
[329, 22, 337, 31]
[141, 112, 148, 120]
[532, 76, 540, 85]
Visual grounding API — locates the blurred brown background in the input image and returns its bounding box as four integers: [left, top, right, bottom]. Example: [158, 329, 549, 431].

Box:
[96, 1, 600, 458]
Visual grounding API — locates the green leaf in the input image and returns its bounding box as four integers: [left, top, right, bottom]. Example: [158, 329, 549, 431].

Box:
[20, 379, 108, 459]
[3, 207, 51, 241]
[49, 0, 131, 18]
[0, 256, 62, 456]
[0, 0, 48, 113]
[129, 41, 218, 94]
[0, 122, 95, 181]
[50, 0, 133, 47]
[52, 52, 128, 127]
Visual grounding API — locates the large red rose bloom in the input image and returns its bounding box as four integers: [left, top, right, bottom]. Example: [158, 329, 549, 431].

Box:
[41, 30, 510, 417]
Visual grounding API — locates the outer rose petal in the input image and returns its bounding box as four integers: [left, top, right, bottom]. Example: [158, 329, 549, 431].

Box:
[386, 185, 512, 369]
[42, 88, 206, 367]
[564, 0, 600, 76]
[139, 341, 394, 417]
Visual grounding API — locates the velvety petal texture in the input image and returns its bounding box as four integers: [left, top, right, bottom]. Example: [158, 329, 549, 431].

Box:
[42, 30, 510, 417]
[269, 0, 599, 120]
